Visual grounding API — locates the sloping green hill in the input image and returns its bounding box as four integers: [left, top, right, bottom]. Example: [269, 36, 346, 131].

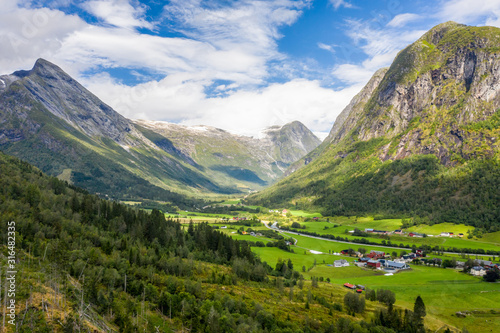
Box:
[1, 150, 430, 332]
[249, 22, 500, 229]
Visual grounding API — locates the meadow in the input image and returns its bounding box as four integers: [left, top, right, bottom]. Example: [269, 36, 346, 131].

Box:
[280, 217, 500, 252]
[251, 244, 500, 333]
[171, 207, 500, 332]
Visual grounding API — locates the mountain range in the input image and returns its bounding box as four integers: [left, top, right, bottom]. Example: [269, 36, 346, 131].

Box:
[249, 22, 500, 228]
[0, 59, 319, 201]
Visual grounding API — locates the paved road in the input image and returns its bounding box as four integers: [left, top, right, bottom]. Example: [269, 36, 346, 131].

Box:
[262, 221, 490, 257]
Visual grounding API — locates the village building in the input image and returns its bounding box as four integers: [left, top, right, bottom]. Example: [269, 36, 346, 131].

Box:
[367, 250, 385, 259]
[334, 259, 350, 267]
[473, 259, 493, 268]
[471, 266, 486, 276]
[367, 260, 381, 268]
[385, 260, 410, 270]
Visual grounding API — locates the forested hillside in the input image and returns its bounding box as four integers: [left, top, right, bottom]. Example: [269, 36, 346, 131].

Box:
[0, 151, 427, 332]
[249, 23, 500, 229]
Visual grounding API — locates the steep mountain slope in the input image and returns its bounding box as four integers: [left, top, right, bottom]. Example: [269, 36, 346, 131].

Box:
[0, 59, 319, 198]
[249, 22, 500, 228]
[134, 119, 320, 190]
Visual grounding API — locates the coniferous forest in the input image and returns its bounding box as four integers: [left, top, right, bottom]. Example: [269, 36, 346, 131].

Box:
[0, 151, 430, 332]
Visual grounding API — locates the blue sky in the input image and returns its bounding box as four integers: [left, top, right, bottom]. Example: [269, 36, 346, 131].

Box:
[2, 0, 500, 138]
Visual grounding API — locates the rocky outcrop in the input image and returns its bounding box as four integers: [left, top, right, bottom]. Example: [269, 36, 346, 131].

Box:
[329, 22, 500, 166]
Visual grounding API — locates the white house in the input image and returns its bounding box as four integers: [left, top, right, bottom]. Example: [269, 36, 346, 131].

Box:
[334, 259, 350, 267]
[384, 260, 410, 270]
[471, 266, 486, 276]
[440, 232, 450, 237]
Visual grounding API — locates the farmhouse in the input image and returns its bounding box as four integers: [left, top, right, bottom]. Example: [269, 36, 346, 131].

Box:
[385, 260, 410, 270]
[471, 266, 486, 276]
[440, 232, 450, 237]
[343, 283, 356, 289]
[473, 259, 493, 268]
[367, 260, 381, 268]
[367, 250, 385, 259]
[334, 259, 350, 267]
[408, 232, 424, 238]
[393, 229, 404, 235]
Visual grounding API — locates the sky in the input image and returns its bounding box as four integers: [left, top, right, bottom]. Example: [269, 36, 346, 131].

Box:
[2, 0, 500, 139]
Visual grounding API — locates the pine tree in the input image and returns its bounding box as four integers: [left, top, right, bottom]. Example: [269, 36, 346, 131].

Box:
[413, 296, 426, 319]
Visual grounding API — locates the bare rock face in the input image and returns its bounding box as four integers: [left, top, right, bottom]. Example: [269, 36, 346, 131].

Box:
[1, 59, 142, 147]
[329, 22, 500, 166]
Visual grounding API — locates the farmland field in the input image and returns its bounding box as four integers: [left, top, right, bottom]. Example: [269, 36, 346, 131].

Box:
[248, 244, 500, 333]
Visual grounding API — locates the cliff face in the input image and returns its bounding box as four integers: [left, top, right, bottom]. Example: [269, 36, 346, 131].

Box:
[0, 59, 143, 146]
[332, 22, 500, 165]
[249, 22, 500, 226]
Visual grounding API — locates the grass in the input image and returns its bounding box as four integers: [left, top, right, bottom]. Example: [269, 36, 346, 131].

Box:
[406, 223, 474, 235]
[325, 265, 500, 333]
[288, 210, 323, 218]
[248, 244, 500, 333]
[480, 231, 500, 245]
[283, 218, 500, 252]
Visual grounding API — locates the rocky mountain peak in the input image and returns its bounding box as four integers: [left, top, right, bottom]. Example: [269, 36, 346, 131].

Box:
[419, 21, 465, 45]
[3, 58, 142, 146]
[323, 22, 500, 166]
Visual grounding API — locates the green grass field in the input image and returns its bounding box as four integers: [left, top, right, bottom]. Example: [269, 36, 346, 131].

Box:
[480, 231, 500, 245]
[289, 210, 323, 218]
[406, 222, 474, 235]
[325, 265, 500, 333]
[251, 244, 500, 333]
[283, 218, 500, 252]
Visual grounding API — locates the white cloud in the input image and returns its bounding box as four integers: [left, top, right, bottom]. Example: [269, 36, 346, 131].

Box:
[329, 0, 354, 10]
[0, 2, 86, 74]
[81, 74, 360, 138]
[387, 13, 421, 28]
[82, 0, 152, 29]
[332, 20, 427, 85]
[439, 0, 500, 27]
[332, 64, 375, 85]
[318, 42, 336, 53]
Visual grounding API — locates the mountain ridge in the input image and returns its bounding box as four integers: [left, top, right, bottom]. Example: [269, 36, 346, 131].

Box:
[248, 22, 500, 228]
[0, 58, 320, 199]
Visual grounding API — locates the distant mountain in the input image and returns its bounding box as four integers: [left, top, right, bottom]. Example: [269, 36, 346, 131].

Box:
[0, 59, 319, 199]
[249, 22, 500, 228]
[134, 119, 320, 191]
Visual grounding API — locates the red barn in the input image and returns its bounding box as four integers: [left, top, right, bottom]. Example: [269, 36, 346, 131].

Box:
[367, 260, 381, 268]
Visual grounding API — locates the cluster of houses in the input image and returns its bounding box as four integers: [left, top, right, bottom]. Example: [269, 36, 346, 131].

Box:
[232, 216, 248, 221]
[362, 228, 465, 238]
[343, 283, 365, 293]
[268, 209, 290, 216]
[460, 259, 499, 276]
[240, 230, 263, 237]
[334, 250, 414, 272]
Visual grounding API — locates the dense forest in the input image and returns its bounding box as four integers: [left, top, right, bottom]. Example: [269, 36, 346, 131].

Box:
[249, 148, 500, 230]
[0, 150, 431, 332]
